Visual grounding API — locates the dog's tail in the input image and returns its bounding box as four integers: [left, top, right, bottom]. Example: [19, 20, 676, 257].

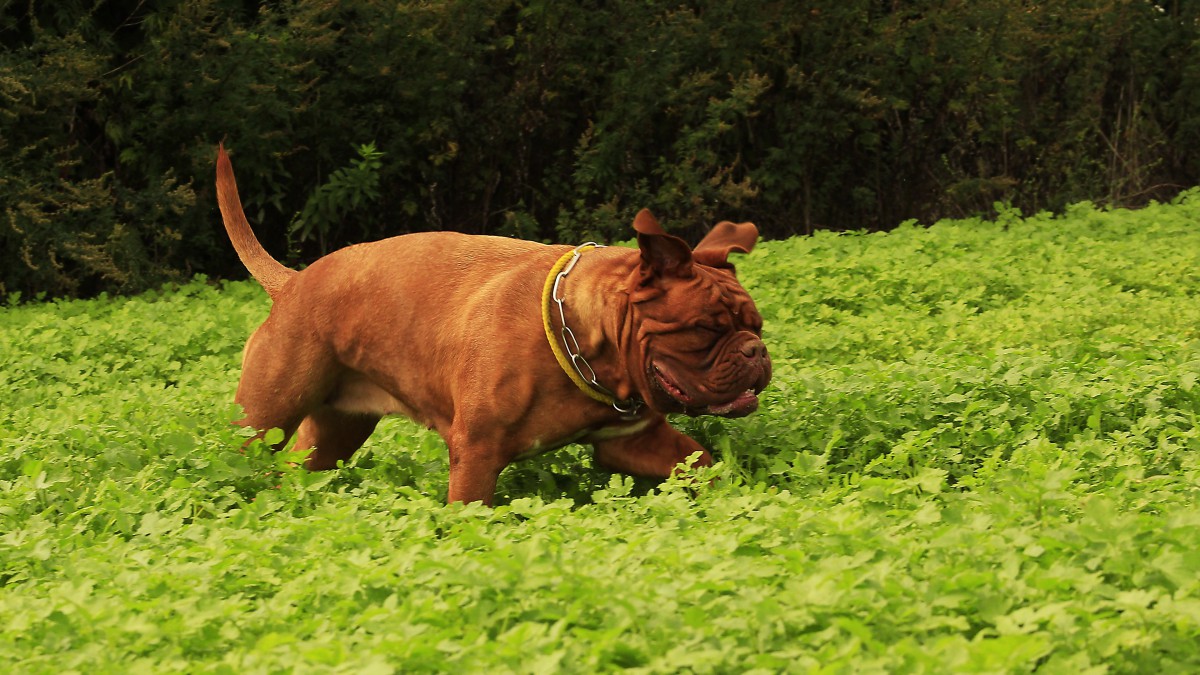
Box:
[215, 143, 296, 299]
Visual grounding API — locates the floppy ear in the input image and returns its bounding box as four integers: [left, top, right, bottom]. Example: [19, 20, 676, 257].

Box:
[634, 209, 693, 279]
[692, 221, 759, 269]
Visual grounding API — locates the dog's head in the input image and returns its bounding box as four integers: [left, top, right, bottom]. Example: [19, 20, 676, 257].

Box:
[622, 210, 771, 418]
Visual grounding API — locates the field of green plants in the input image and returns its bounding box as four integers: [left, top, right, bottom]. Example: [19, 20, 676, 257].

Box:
[3, 195, 1200, 672]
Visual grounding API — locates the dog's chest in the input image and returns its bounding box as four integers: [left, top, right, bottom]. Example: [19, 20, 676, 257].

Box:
[513, 416, 654, 461]
[328, 372, 416, 418]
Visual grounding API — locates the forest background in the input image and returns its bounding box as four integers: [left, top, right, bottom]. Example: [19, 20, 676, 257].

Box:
[2, 0, 1198, 299]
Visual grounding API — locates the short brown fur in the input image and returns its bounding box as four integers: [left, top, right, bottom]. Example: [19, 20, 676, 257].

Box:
[216, 145, 770, 504]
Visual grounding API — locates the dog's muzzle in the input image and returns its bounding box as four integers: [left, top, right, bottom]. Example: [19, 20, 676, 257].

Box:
[651, 337, 771, 418]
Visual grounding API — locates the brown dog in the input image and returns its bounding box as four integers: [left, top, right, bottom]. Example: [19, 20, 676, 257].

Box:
[215, 145, 770, 504]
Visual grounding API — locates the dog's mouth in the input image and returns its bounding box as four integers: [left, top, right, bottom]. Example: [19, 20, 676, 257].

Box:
[703, 389, 760, 417]
[651, 363, 760, 418]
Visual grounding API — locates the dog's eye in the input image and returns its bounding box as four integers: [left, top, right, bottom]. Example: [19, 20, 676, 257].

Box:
[675, 324, 721, 353]
[696, 322, 731, 340]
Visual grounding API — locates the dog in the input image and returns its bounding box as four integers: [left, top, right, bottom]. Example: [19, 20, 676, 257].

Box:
[215, 144, 770, 504]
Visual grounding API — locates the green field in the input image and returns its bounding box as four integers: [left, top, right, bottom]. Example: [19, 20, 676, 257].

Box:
[3, 195, 1200, 672]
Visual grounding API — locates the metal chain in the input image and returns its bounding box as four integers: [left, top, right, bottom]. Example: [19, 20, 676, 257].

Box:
[552, 243, 642, 416]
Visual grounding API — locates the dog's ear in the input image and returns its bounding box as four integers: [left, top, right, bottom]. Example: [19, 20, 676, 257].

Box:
[692, 221, 758, 269]
[634, 209, 693, 279]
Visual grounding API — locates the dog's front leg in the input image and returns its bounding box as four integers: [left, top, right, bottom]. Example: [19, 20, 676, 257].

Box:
[446, 453, 506, 505]
[444, 428, 509, 505]
[593, 416, 713, 478]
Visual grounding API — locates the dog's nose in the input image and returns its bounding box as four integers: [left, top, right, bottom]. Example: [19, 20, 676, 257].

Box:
[739, 339, 766, 361]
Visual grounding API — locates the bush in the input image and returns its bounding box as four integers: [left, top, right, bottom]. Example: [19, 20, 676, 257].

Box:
[1, 0, 1198, 298]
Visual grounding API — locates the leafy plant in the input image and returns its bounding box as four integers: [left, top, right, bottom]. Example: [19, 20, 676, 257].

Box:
[289, 143, 386, 253]
[2, 198, 1200, 670]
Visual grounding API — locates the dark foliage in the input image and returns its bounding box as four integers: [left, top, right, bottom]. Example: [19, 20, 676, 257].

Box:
[2, 0, 1197, 298]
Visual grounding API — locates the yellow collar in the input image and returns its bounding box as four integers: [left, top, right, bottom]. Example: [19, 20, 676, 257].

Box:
[541, 244, 641, 415]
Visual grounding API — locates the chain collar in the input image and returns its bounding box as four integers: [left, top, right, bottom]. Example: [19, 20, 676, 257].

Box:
[542, 243, 643, 417]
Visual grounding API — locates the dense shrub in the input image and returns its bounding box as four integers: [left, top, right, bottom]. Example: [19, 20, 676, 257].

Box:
[1, 0, 1198, 298]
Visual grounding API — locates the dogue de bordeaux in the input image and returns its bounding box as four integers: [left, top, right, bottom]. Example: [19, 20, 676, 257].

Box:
[215, 144, 770, 504]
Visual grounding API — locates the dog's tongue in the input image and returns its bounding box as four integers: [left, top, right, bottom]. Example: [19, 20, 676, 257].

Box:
[705, 390, 759, 417]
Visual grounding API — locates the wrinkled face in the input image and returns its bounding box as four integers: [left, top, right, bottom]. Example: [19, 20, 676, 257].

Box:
[631, 265, 772, 418]
[622, 209, 771, 418]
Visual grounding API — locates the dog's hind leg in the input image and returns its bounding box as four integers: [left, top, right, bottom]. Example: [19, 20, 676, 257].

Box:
[294, 407, 380, 470]
[233, 320, 339, 451]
